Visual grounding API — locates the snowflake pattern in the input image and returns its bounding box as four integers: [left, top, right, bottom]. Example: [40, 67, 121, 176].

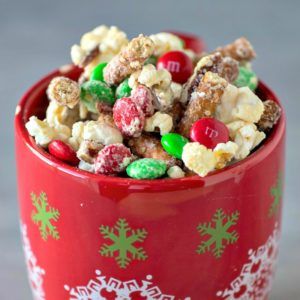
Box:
[21, 222, 46, 300]
[31, 191, 60, 241]
[196, 209, 240, 258]
[268, 173, 283, 217]
[99, 218, 148, 268]
[216, 224, 280, 300]
[64, 270, 191, 300]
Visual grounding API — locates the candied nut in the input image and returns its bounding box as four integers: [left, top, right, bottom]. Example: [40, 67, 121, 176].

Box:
[83, 120, 123, 145]
[26, 116, 71, 147]
[128, 134, 178, 168]
[178, 72, 228, 137]
[182, 142, 216, 177]
[227, 121, 266, 160]
[213, 141, 238, 169]
[216, 37, 256, 63]
[167, 166, 185, 178]
[104, 34, 155, 85]
[257, 100, 282, 131]
[150, 32, 184, 56]
[95, 144, 133, 175]
[216, 85, 264, 124]
[113, 97, 145, 137]
[181, 52, 239, 103]
[131, 85, 155, 117]
[144, 112, 173, 135]
[77, 140, 104, 163]
[47, 76, 80, 109]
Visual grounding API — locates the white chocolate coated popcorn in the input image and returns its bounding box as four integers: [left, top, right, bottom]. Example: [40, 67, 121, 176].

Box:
[144, 112, 173, 135]
[182, 142, 217, 177]
[129, 64, 175, 110]
[150, 32, 184, 57]
[214, 141, 238, 169]
[216, 85, 264, 124]
[68, 121, 85, 150]
[167, 166, 185, 178]
[78, 160, 95, 173]
[46, 101, 79, 128]
[227, 121, 266, 160]
[83, 121, 123, 145]
[25, 116, 71, 147]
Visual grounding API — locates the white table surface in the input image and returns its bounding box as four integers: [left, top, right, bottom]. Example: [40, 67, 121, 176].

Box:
[0, 0, 299, 299]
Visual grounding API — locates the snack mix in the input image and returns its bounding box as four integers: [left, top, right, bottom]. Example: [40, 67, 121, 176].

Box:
[26, 25, 282, 179]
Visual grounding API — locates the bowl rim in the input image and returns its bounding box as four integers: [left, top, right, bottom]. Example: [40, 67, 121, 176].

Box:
[15, 65, 286, 189]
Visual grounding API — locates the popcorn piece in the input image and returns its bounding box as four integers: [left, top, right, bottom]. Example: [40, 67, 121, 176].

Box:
[128, 134, 178, 167]
[257, 100, 282, 131]
[78, 160, 95, 173]
[26, 116, 71, 147]
[47, 77, 80, 109]
[178, 72, 228, 137]
[182, 142, 216, 177]
[71, 25, 128, 69]
[77, 140, 104, 163]
[167, 165, 185, 178]
[97, 112, 116, 128]
[46, 101, 80, 128]
[83, 121, 123, 145]
[129, 64, 172, 90]
[79, 102, 89, 120]
[216, 37, 256, 63]
[182, 52, 239, 103]
[68, 121, 85, 150]
[213, 141, 238, 169]
[150, 32, 184, 57]
[129, 64, 175, 111]
[104, 34, 155, 85]
[227, 121, 266, 160]
[216, 85, 264, 124]
[170, 82, 183, 100]
[144, 112, 173, 135]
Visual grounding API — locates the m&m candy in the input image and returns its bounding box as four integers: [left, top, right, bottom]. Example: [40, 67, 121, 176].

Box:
[157, 50, 193, 84]
[190, 118, 229, 149]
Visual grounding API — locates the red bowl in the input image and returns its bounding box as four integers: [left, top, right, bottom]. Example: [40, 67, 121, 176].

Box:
[168, 31, 206, 54]
[15, 65, 285, 300]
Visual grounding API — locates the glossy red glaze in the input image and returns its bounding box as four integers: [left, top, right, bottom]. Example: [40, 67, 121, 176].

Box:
[169, 31, 206, 54]
[157, 51, 193, 84]
[15, 65, 286, 299]
[190, 117, 229, 149]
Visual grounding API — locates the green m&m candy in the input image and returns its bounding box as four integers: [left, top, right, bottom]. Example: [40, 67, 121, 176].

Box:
[90, 62, 108, 82]
[116, 78, 132, 99]
[161, 133, 189, 159]
[80, 80, 115, 113]
[126, 158, 167, 179]
[234, 66, 258, 91]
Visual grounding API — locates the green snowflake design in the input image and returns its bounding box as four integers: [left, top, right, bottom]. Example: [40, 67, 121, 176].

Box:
[31, 192, 60, 241]
[197, 209, 240, 259]
[99, 218, 148, 268]
[268, 173, 283, 217]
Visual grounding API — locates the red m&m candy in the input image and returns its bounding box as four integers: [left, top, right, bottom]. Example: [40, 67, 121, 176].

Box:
[48, 140, 79, 166]
[190, 118, 229, 149]
[157, 50, 193, 84]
